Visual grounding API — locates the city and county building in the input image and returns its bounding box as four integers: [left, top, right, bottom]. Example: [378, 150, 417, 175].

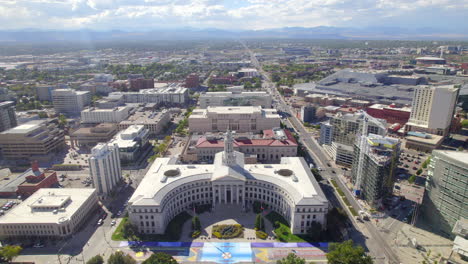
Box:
[405, 85, 459, 137]
[70, 123, 118, 149]
[0, 161, 58, 198]
[118, 109, 170, 136]
[128, 131, 329, 235]
[422, 150, 468, 238]
[80, 106, 131, 124]
[109, 84, 189, 106]
[111, 125, 150, 164]
[189, 128, 297, 163]
[199, 91, 272, 109]
[0, 188, 98, 240]
[189, 106, 280, 133]
[0, 120, 65, 164]
[351, 134, 400, 207]
[321, 112, 387, 167]
[52, 89, 91, 115]
[89, 143, 122, 196]
[0, 101, 17, 133]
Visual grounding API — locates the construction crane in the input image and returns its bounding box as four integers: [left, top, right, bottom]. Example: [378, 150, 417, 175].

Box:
[353, 110, 387, 197]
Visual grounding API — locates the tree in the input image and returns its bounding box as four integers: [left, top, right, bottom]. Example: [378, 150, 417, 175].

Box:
[461, 119, 468, 128]
[108, 251, 136, 264]
[327, 240, 373, 264]
[307, 221, 323, 241]
[122, 221, 138, 239]
[86, 255, 104, 264]
[255, 214, 265, 231]
[192, 216, 201, 231]
[142, 252, 178, 264]
[276, 253, 306, 264]
[58, 114, 68, 128]
[408, 175, 416, 184]
[0, 245, 22, 262]
[416, 169, 423, 175]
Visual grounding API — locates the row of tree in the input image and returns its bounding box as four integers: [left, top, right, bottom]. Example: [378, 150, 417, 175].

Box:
[87, 251, 177, 264]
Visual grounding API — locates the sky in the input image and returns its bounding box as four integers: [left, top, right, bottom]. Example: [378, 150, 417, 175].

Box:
[0, 0, 468, 31]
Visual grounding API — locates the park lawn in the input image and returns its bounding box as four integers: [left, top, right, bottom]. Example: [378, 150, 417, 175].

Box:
[111, 212, 191, 242]
[265, 211, 307, 243]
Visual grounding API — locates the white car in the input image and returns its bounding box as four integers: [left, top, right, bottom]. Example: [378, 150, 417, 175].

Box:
[33, 243, 44, 248]
[111, 220, 117, 226]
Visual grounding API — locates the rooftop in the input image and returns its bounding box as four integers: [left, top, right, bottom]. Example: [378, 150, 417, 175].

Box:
[0, 188, 96, 224]
[433, 150, 468, 165]
[0, 120, 45, 135]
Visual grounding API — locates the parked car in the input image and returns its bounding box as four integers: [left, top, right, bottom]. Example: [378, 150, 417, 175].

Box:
[33, 243, 44, 248]
[111, 220, 116, 226]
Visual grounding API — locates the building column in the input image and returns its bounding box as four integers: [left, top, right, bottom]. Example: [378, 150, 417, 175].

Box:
[212, 185, 216, 206]
[236, 185, 239, 204]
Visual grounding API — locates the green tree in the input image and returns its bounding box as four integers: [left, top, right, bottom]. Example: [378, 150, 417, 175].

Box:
[192, 216, 201, 231]
[408, 175, 416, 184]
[108, 251, 136, 264]
[142, 252, 178, 264]
[255, 214, 265, 231]
[0, 245, 22, 262]
[86, 255, 104, 264]
[307, 221, 323, 241]
[461, 119, 468, 128]
[276, 253, 306, 264]
[58, 114, 68, 128]
[121, 221, 138, 239]
[327, 240, 373, 264]
[416, 169, 423, 175]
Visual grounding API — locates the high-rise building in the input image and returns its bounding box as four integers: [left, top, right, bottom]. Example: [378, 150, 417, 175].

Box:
[351, 134, 400, 207]
[422, 150, 468, 238]
[52, 89, 91, 115]
[89, 143, 122, 196]
[0, 101, 17, 133]
[300, 105, 317, 123]
[319, 121, 333, 145]
[406, 85, 459, 136]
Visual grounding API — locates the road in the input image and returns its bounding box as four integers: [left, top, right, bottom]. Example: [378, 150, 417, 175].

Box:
[240, 41, 401, 264]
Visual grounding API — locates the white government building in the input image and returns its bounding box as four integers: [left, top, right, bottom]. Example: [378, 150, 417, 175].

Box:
[128, 131, 329, 235]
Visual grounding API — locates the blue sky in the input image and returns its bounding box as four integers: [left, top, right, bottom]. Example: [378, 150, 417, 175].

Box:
[0, 0, 467, 31]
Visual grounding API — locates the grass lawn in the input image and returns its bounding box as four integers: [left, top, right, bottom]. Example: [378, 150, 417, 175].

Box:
[265, 211, 307, 242]
[111, 212, 191, 242]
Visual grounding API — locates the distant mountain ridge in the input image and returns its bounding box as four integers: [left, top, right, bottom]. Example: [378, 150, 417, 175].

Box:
[0, 26, 467, 43]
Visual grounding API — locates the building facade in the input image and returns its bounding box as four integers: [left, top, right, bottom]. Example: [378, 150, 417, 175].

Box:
[300, 105, 317, 123]
[128, 131, 328, 235]
[189, 106, 280, 133]
[0, 101, 17, 133]
[35, 85, 54, 101]
[422, 150, 468, 238]
[109, 84, 188, 106]
[52, 89, 91, 115]
[199, 91, 272, 109]
[0, 120, 65, 163]
[89, 143, 122, 196]
[406, 85, 459, 136]
[70, 123, 118, 148]
[0, 188, 98, 239]
[111, 125, 150, 163]
[118, 109, 171, 136]
[351, 134, 400, 207]
[80, 106, 131, 124]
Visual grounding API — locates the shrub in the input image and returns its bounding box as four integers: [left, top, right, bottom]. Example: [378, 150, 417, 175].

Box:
[212, 224, 243, 239]
[191, 230, 201, 238]
[212, 231, 222, 239]
[256, 231, 268, 239]
[416, 169, 423, 175]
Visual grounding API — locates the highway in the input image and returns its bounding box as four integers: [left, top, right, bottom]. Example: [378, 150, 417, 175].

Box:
[241, 41, 401, 264]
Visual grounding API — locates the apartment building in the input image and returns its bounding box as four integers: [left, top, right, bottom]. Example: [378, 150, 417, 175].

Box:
[422, 150, 468, 238]
[351, 134, 400, 207]
[0, 120, 65, 163]
[52, 89, 91, 115]
[80, 106, 131, 124]
[406, 85, 459, 136]
[0, 188, 98, 239]
[89, 143, 122, 196]
[189, 106, 280, 133]
[199, 91, 272, 108]
[0, 101, 17, 133]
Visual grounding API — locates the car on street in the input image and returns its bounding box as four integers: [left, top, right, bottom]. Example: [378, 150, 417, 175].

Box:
[33, 243, 44, 248]
[111, 220, 117, 226]
[117, 210, 122, 216]
[97, 219, 103, 226]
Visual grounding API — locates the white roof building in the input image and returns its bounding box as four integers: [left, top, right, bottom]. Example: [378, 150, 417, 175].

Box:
[129, 131, 328, 235]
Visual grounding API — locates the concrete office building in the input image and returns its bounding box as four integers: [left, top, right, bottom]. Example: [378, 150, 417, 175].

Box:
[80, 106, 131, 124]
[52, 89, 91, 115]
[192, 128, 298, 163]
[406, 85, 459, 136]
[300, 105, 317, 123]
[70, 123, 118, 148]
[319, 122, 333, 145]
[89, 143, 122, 196]
[189, 106, 280, 133]
[199, 91, 272, 108]
[0, 120, 65, 163]
[118, 109, 170, 136]
[351, 134, 400, 207]
[35, 85, 55, 101]
[321, 112, 387, 167]
[111, 125, 150, 163]
[128, 131, 328, 235]
[109, 84, 189, 106]
[0, 188, 98, 239]
[422, 150, 468, 238]
[0, 101, 17, 133]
